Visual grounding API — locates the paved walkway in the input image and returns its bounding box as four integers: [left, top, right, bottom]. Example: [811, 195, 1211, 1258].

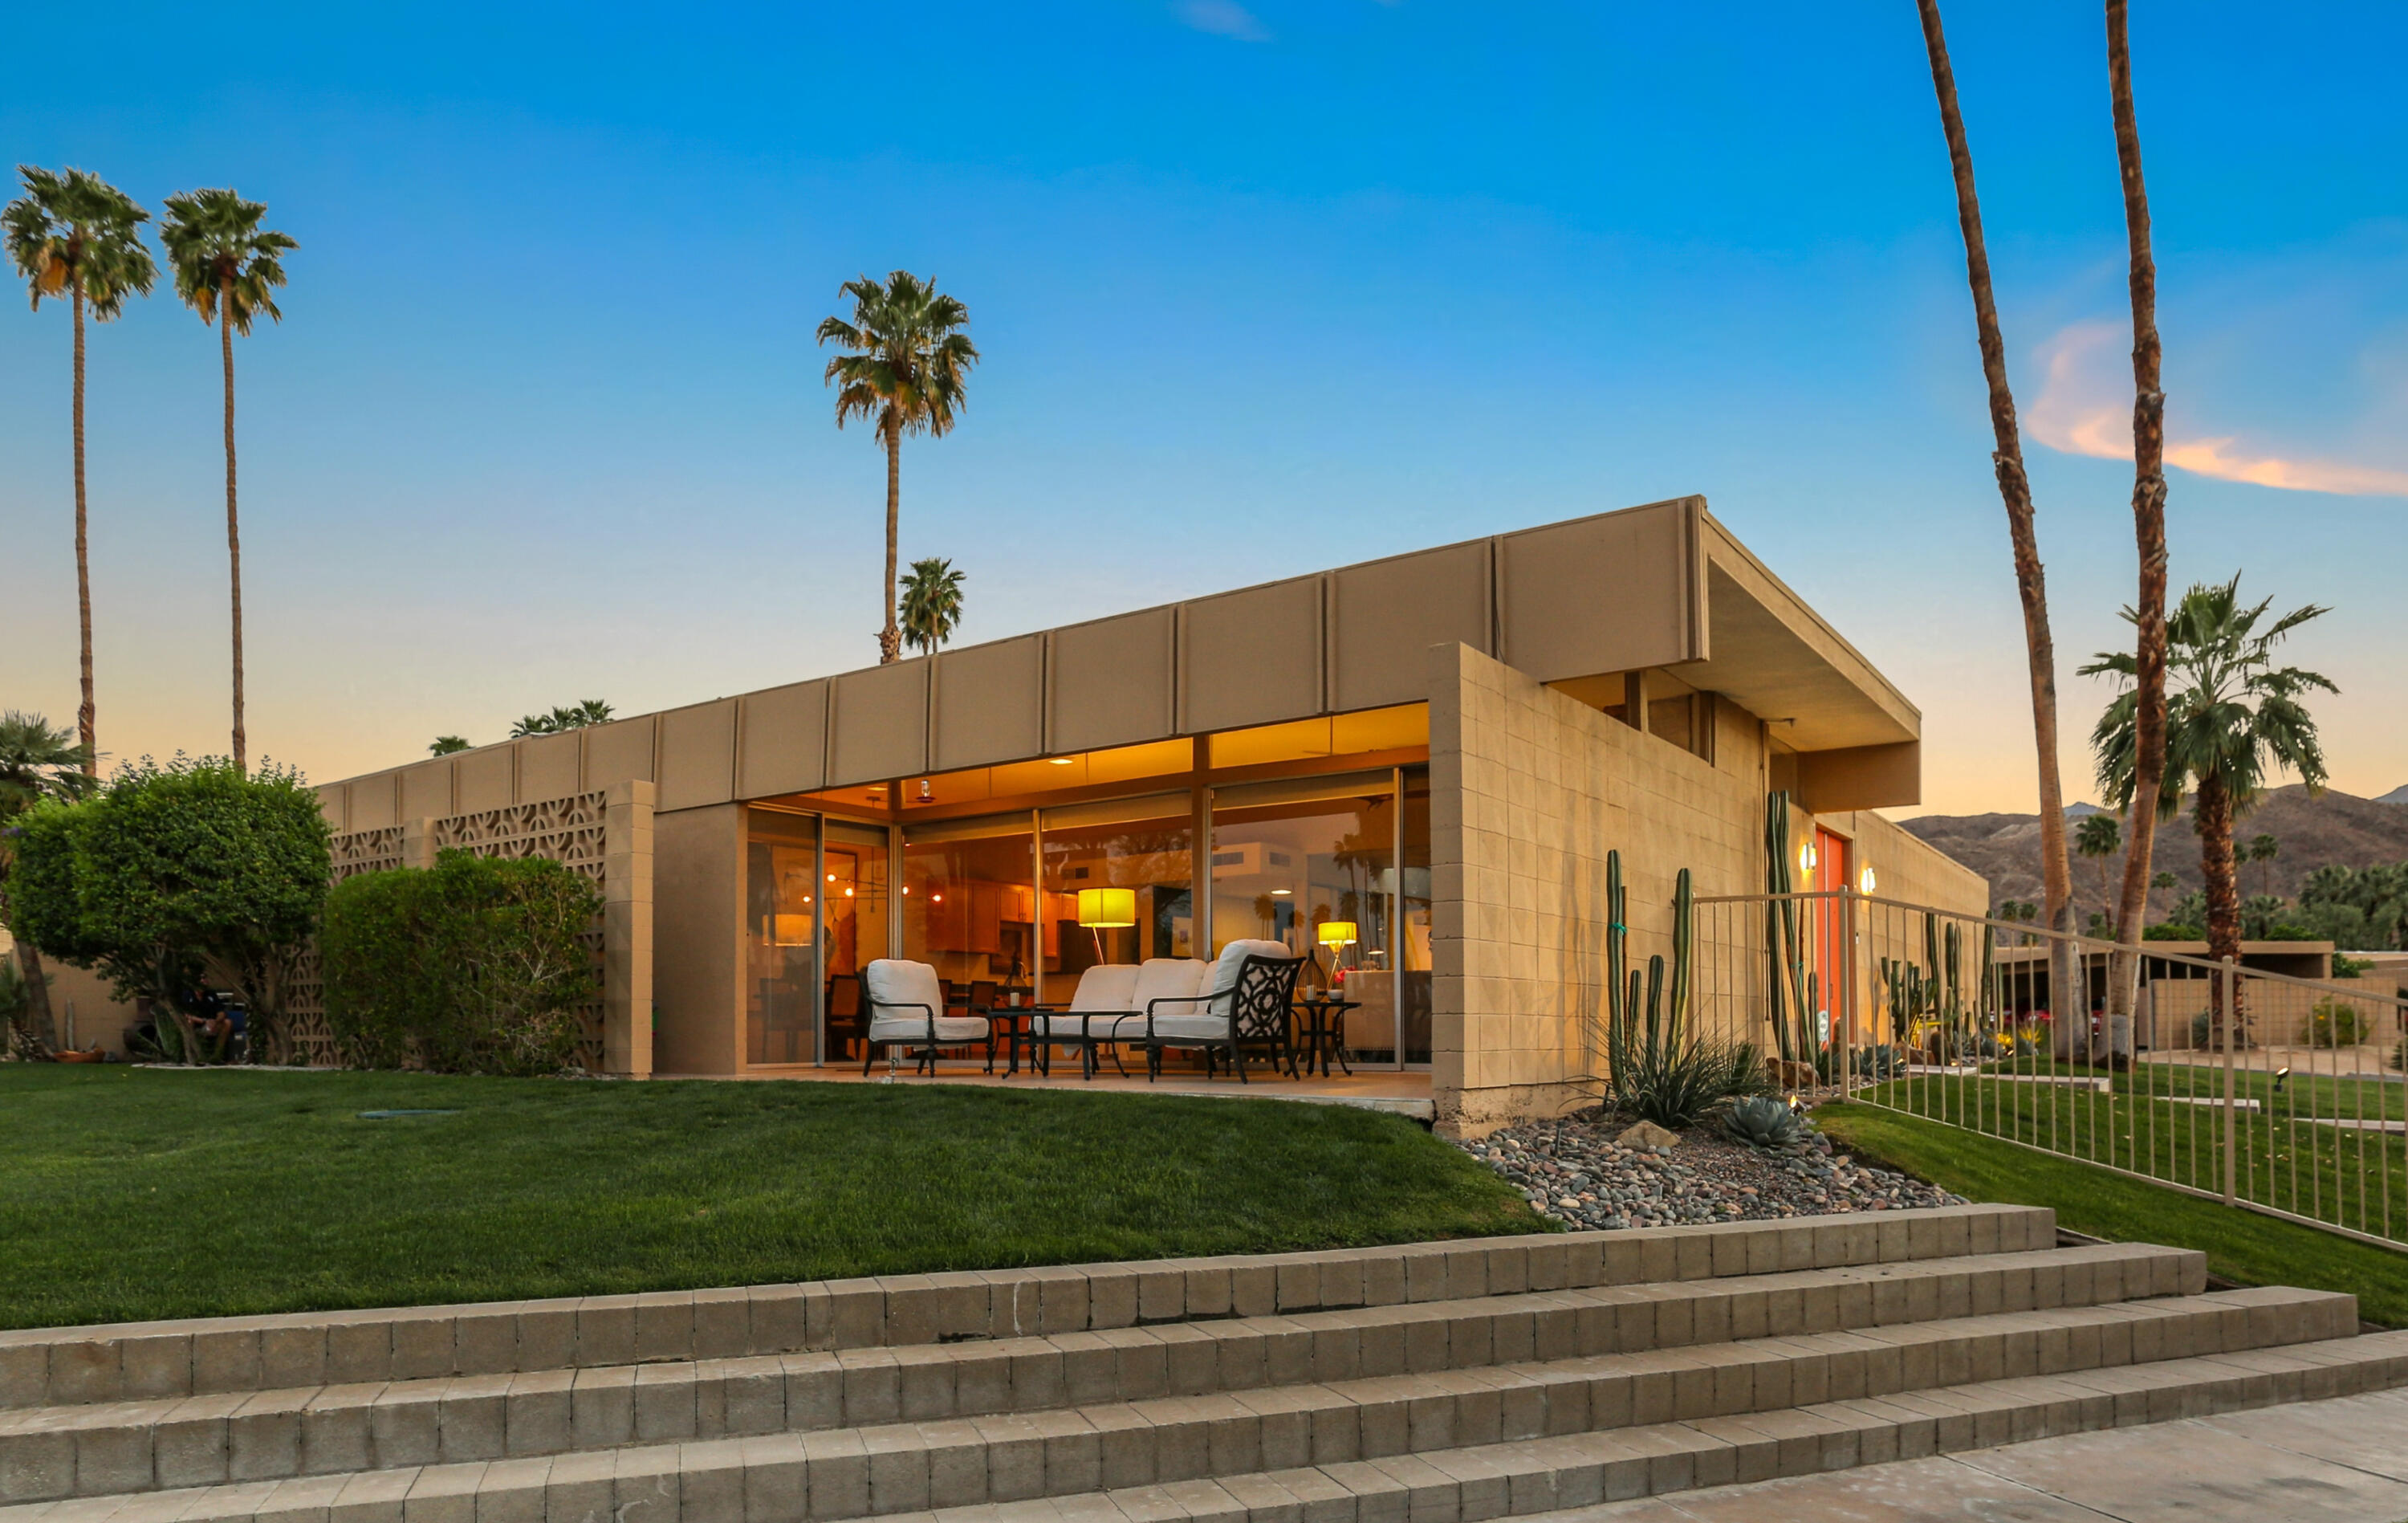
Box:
[1558, 1387, 2408, 1522]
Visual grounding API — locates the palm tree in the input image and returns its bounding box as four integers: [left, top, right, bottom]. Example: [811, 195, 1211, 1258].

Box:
[898, 556, 967, 656]
[0, 711, 96, 1049]
[2148, 869, 2177, 922]
[4, 168, 157, 775]
[2086, 576, 2335, 1034]
[2075, 812, 2121, 920]
[510, 699, 613, 738]
[430, 735, 471, 756]
[816, 272, 978, 664]
[1913, 2, 2077, 1002]
[2246, 833, 2280, 898]
[2105, 0, 2174, 1027]
[160, 189, 296, 776]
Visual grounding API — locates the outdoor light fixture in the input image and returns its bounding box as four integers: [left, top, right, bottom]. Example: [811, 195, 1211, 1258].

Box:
[1271, 887, 1292, 896]
[1800, 841, 1817, 874]
[1077, 887, 1137, 961]
[2273, 1066, 2291, 1093]
[917, 780, 934, 803]
[1859, 865, 1877, 895]
[1049, 757, 1076, 766]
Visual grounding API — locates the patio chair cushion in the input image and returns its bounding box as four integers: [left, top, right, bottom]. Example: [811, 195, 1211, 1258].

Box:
[1149, 1013, 1234, 1041]
[1068, 964, 1141, 1013]
[1133, 957, 1210, 1014]
[864, 959, 988, 1043]
[1205, 939, 1294, 1010]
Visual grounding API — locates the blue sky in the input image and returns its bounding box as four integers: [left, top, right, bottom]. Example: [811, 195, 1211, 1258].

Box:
[3, 1, 2402, 814]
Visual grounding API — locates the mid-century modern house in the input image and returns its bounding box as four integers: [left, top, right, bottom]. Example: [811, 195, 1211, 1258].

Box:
[294, 498, 1985, 1126]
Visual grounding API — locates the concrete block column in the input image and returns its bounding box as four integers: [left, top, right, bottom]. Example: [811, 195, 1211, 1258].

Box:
[604, 780, 657, 1078]
[400, 819, 438, 872]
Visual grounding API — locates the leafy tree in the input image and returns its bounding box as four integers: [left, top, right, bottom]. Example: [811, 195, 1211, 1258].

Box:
[510, 699, 612, 738]
[320, 850, 600, 1075]
[10, 755, 331, 1061]
[816, 272, 978, 664]
[160, 188, 296, 776]
[2074, 812, 2121, 917]
[1911, 5, 2077, 988]
[898, 556, 966, 656]
[0, 711, 96, 1048]
[2296, 863, 2408, 951]
[5, 167, 157, 772]
[2087, 576, 2335, 1031]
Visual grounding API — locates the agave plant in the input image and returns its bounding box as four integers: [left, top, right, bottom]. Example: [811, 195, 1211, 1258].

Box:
[1598, 855, 1773, 1128]
[1725, 1094, 1807, 1150]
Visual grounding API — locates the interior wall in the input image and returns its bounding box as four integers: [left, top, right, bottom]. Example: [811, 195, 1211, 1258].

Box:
[1428, 641, 1771, 1134]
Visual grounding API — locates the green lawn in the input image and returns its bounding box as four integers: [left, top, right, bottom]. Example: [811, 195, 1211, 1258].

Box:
[1856, 1068, 2408, 1245]
[1816, 1101, 2408, 1329]
[0, 1067, 1540, 1330]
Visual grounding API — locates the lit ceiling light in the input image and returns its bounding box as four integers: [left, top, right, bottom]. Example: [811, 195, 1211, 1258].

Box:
[1048, 757, 1076, 766]
[828, 873, 836, 882]
[845, 887, 855, 898]
[1271, 888, 1292, 897]
[931, 893, 943, 903]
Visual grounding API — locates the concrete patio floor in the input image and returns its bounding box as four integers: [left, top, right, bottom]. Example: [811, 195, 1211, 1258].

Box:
[1559, 1387, 2408, 1522]
[655, 1059, 1438, 1118]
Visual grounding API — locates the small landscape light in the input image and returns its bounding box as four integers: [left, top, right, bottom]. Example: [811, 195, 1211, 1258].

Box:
[2273, 1066, 2291, 1093]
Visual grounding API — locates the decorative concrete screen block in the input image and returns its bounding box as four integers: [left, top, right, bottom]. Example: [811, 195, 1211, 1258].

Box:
[1497, 497, 1702, 682]
[1329, 540, 1494, 713]
[931, 636, 1045, 772]
[284, 784, 656, 1077]
[1048, 607, 1176, 755]
[1179, 576, 1324, 735]
[736, 679, 827, 798]
[657, 699, 738, 812]
[1427, 641, 1763, 1131]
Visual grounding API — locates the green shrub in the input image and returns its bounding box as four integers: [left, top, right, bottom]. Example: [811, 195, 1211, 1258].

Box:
[1724, 1094, 1808, 1149]
[320, 850, 600, 1076]
[1609, 1037, 1771, 1130]
[10, 757, 329, 1061]
[2308, 998, 2368, 1049]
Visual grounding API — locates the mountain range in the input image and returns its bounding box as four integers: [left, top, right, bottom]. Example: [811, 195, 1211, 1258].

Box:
[1899, 784, 2408, 920]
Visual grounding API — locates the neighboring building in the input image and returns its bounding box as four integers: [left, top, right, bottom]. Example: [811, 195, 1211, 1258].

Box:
[293, 498, 1987, 1127]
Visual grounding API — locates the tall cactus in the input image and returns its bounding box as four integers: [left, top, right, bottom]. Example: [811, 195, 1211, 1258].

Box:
[1764, 791, 1811, 1063]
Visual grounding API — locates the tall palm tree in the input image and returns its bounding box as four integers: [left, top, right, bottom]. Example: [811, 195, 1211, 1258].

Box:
[0, 711, 96, 1049]
[160, 189, 296, 776]
[816, 273, 978, 664]
[2074, 812, 2121, 918]
[2245, 833, 2280, 898]
[4, 168, 157, 775]
[1913, 2, 2077, 1001]
[2086, 576, 2334, 1030]
[2105, 0, 2173, 1027]
[898, 556, 967, 656]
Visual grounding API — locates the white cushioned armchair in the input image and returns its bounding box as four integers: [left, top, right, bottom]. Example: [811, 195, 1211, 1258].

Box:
[1141, 939, 1303, 1082]
[861, 959, 993, 1076]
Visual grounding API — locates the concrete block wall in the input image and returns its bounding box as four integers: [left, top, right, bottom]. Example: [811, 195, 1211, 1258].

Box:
[1428, 645, 1769, 1133]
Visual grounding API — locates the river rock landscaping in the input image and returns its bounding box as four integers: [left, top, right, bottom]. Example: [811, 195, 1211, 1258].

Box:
[1454, 1108, 1967, 1230]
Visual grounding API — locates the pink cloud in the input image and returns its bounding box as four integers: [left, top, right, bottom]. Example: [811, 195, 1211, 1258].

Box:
[2025, 321, 2408, 498]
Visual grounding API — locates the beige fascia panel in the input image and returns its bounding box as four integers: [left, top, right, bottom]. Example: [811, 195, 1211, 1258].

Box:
[828, 658, 931, 786]
[657, 699, 738, 812]
[931, 633, 1045, 772]
[453, 743, 515, 814]
[1178, 572, 1324, 734]
[397, 758, 456, 823]
[1328, 538, 1493, 712]
[517, 730, 582, 803]
[314, 783, 349, 832]
[1047, 605, 1177, 755]
[347, 772, 399, 830]
[1495, 496, 1705, 681]
[1796, 739, 1922, 813]
[736, 678, 827, 798]
[580, 714, 658, 791]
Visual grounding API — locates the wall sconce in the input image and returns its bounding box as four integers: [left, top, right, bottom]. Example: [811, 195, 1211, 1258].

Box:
[1858, 865, 1877, 895]
[1800, 841, 1817, 875]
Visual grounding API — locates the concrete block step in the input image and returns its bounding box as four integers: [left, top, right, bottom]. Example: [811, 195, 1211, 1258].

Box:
[0, 1286, 2346, 1510]
[0, 1243, 2185, 1500]
[0, 1207, 2053, 1411]
[13, 1324, 2402, 1523]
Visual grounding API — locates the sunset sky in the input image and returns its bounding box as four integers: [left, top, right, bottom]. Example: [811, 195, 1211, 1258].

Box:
[4, 1, 2402, 815]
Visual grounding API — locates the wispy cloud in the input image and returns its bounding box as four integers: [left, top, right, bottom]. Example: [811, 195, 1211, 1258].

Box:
[1175, 0, 1270, 41]
[2027, 321, 2408, 498]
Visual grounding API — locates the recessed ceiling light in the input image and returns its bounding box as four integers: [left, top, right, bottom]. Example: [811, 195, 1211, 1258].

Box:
[1048, 757, 1076, 766]
[1271, 889, 1292, 897]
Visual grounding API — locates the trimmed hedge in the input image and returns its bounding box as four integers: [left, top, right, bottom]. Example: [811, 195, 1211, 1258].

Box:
[320, 850, 601, 1075]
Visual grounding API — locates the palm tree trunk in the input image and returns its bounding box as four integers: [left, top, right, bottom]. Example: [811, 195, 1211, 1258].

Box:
[879, 423, 901, 664]
[2106, 0, 2170, 1022]
[1915, 0, 2078, 996]
[13, 939, 58, 1052]
[2196, 774, 2245, 1044]
[222, 279, 247, 774]
[72, 283, 96, 777]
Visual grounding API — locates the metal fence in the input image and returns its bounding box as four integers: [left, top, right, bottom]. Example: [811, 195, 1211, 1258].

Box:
[1689, 890, 2408, 1252]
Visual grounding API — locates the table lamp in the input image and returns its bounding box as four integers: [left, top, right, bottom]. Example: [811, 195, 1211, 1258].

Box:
[1318, 920, 1357, 986]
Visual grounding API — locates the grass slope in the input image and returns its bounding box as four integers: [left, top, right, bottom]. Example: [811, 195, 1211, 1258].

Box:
[0, 1068, 1540, 1330]
[1816, 1101, 2408, 1329]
